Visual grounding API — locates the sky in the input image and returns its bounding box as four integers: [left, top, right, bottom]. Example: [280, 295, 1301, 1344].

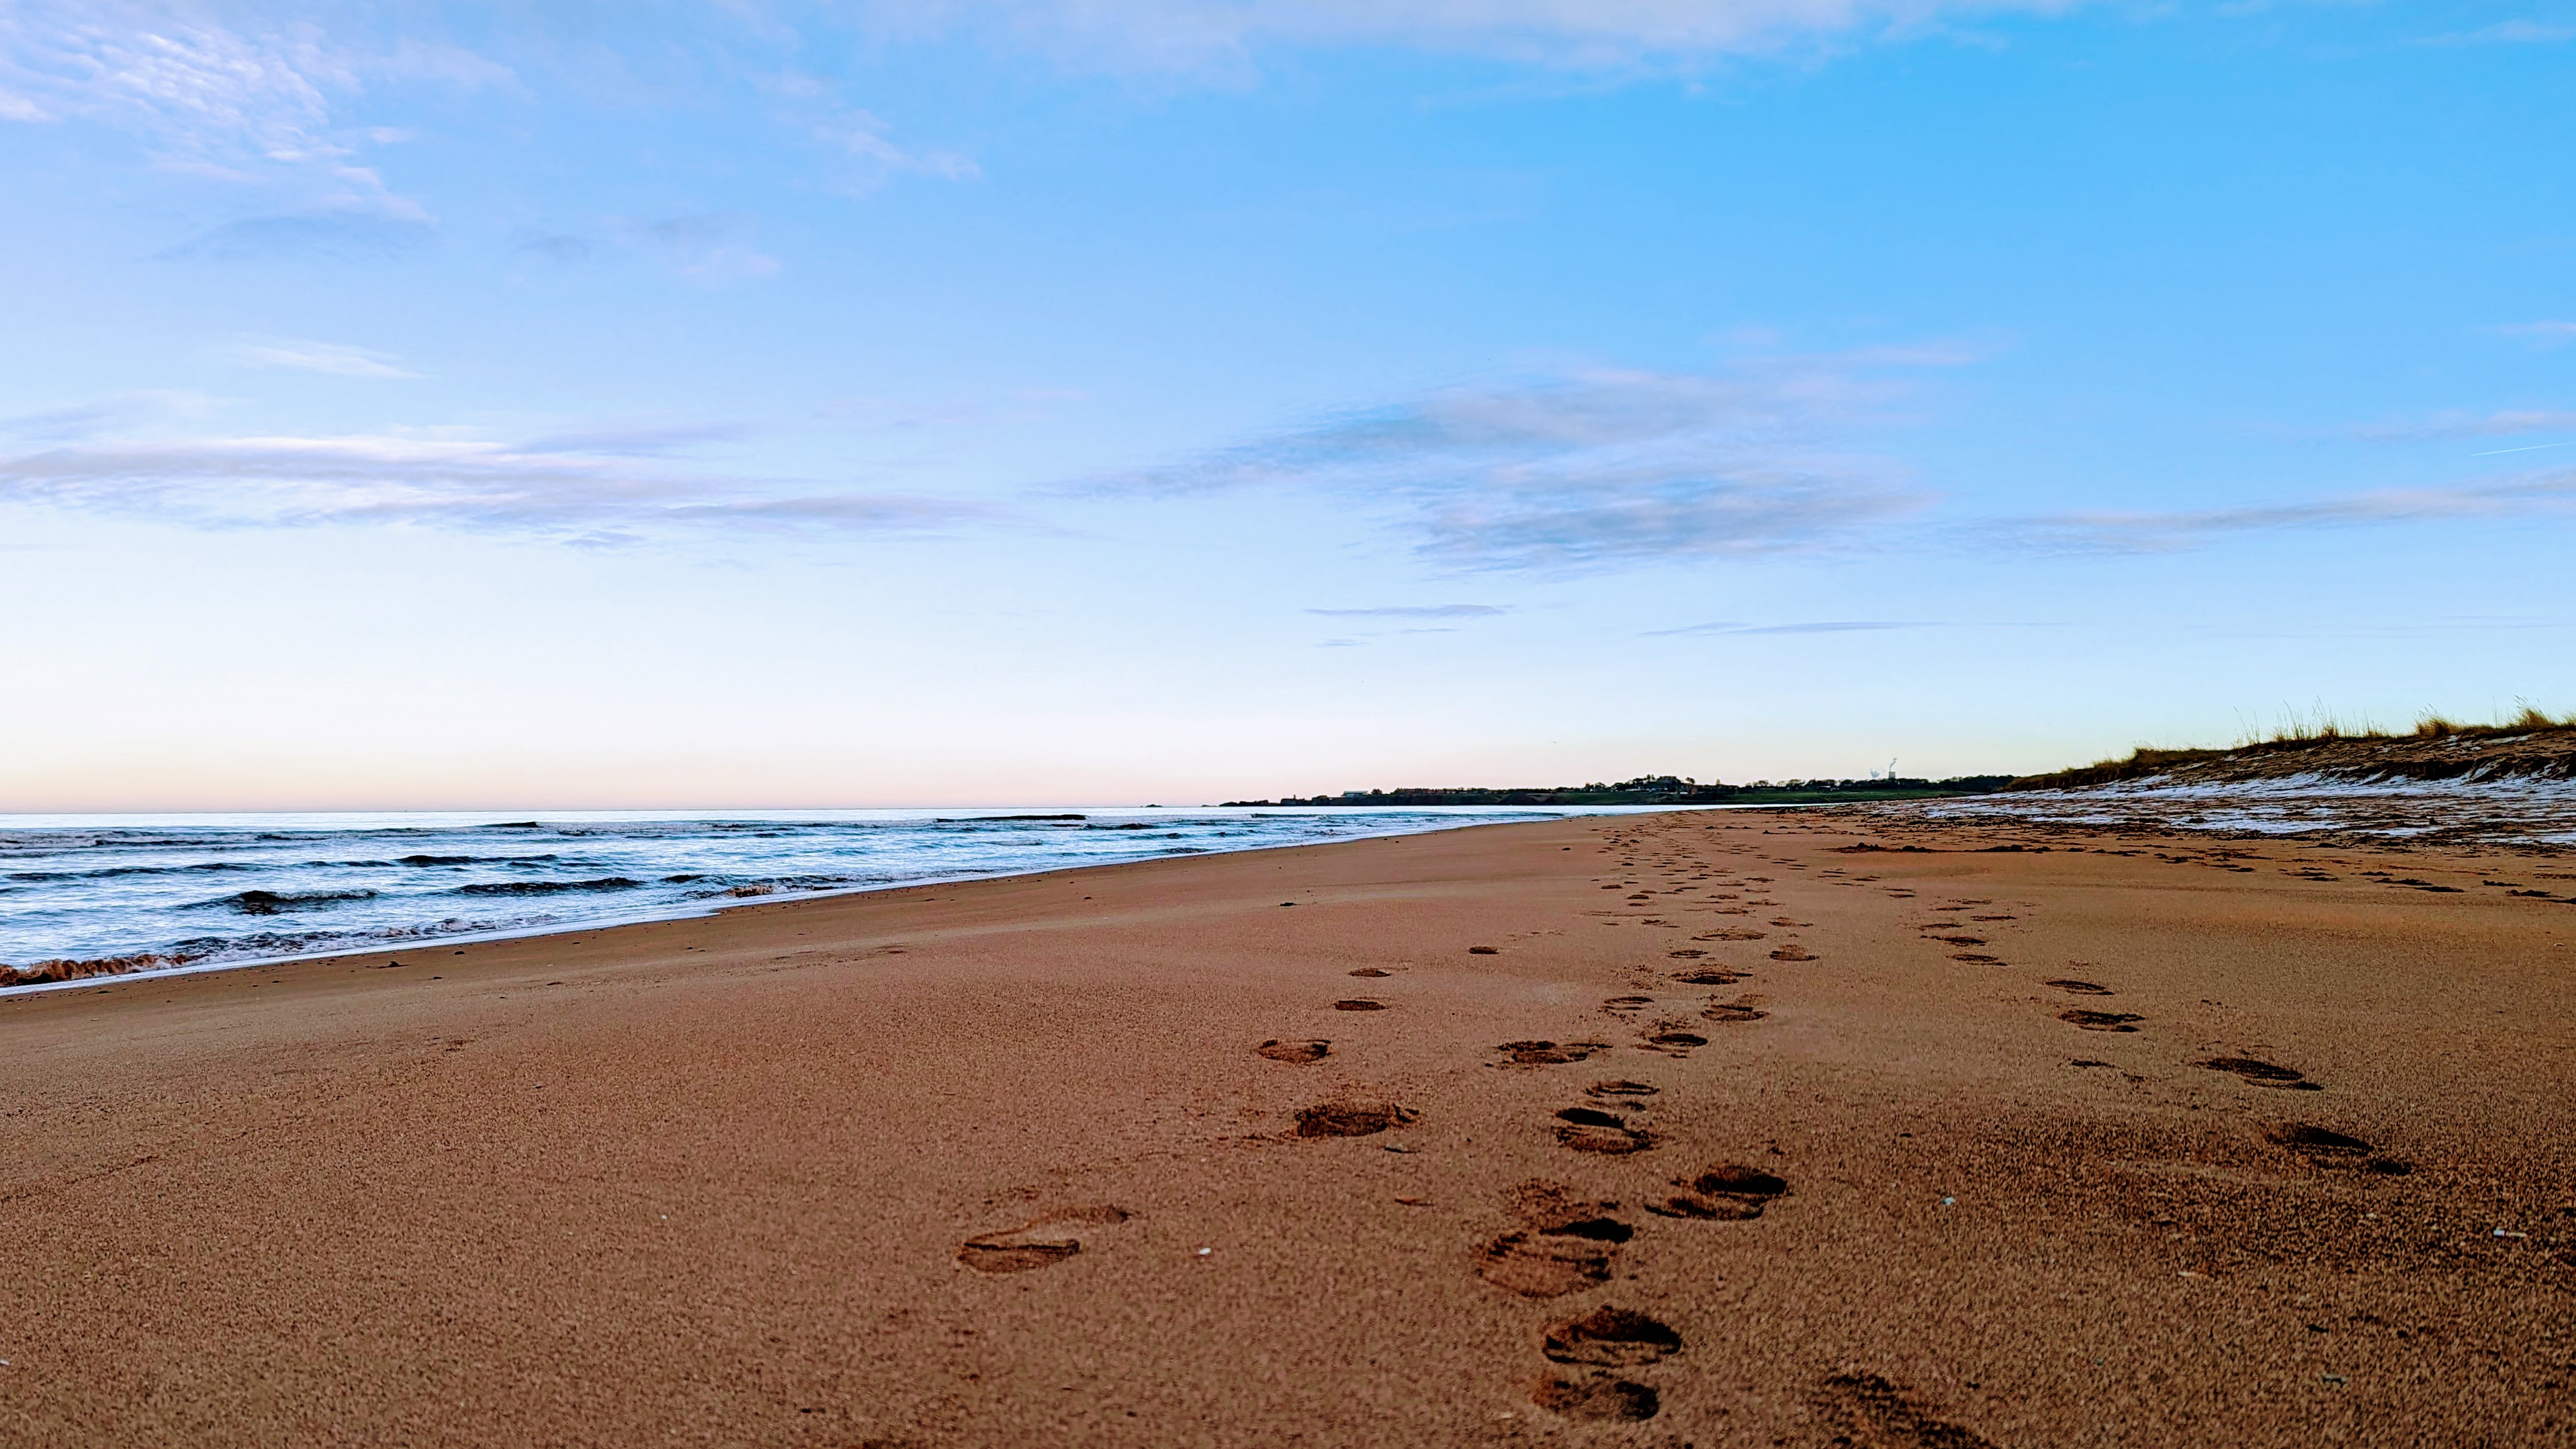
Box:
[1, 0, 2572, 810]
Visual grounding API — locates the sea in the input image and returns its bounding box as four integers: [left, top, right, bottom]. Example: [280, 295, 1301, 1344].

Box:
[0, 805, 1656, 992]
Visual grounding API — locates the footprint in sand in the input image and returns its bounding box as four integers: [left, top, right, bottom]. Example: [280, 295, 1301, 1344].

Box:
[2059, 1009, 2141, 1033]
[1469, 945, 1502, 955]
[1600, 995, 1656, 1016]
[2266, 1123, 2371, 1157]
[1542, 1307, 1683, 1368]
[1669, 948, 1708, 959]
[1697, 928, 1767, 941]
[1769, 945, 1818, 962]
[1810, 1372, 1998, 1448]
[1952, 953, 2004, 965]
[1646, 1163, 1789, 1220]
[2196, 1056, 2321, 1090]
[1643, 1030, 1707, 1052]
[1531, 1375, 1660, 1421]
[1701, 998, 1767, 1022]
[1554, 1107, 1658, 1155]
[2043, 979, 2113, 995]
[1672, 968, 1750, 985]
[1294, 1100, 1415, 1137]
[1332, 998, 1388, 1011]
[1347, 967, 1394, 977]
[1585, 1079, 1660, 1100]
[1472, 1223, 1625, 1282]
[1256, 1039, 1330, 1063]
[1476, 1182, 1633, 1297]
[1496, 1039, 1609, 1065]
[957, 1204, 1132, 1274]
[1509, 1180, 1634, 1239]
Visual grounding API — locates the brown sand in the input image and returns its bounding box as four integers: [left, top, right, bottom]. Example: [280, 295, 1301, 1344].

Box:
[3, 811, 2570, 1446]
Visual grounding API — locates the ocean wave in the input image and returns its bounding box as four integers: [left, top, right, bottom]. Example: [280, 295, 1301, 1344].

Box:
[1, 950, 205, 986]
[9, 861, 254, 882]
[199, 888, 383, 916]
[452, 877, 642, 897]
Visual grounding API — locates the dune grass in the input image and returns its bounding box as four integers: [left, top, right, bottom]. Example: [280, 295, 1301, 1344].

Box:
[2010, 702, 2576, 791]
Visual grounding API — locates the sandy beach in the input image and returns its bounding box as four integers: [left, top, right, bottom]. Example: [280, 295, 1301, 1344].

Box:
[3, 809, 2569, 1446]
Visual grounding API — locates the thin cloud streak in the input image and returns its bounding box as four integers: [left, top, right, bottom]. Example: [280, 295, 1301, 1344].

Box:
[2000, 470, 2576, 553]
[1644, 619, 1921, 636]
[158, 206, 437, 261]
[0, 431, 1017, 540]
[1305, 604, 1509, 618]
[2353, 408, 2576, 441]
[0, 391, 208, 443]
[2415, 19, 2576, 46]
[234, 338, 420, 378]
[2493, 320, 2576, 345]
[862, 0, 2091, 71]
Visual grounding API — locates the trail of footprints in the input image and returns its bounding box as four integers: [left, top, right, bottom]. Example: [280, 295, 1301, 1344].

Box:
[953, 816, 2389, 1436]
[1470, 823, 1811, 1421]
[1884, 841, 2416, 1198]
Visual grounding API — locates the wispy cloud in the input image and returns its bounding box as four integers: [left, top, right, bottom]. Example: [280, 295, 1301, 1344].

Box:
[158, 204, 437, 261]
[517, 421, 762, 455]
[1305, 603, 1508, 618]
[1090, 362, 1937, 571]
[2000, 470, 2576, 553]
[621, 212, 781, 282]
[0, 390, 207, 443]
[233, 337, 418, 378]
[871, 0, 2086, 72]
[2493, 320, 2576, 346]
[0, 1, 499, 240]
[1644, 619, 1922, 637]
[509, 213, 785, 282]
[2417, 19, 2576, 46]
[768, 71, 980, 194]
[0, 429, 1016, 541]
[2352, 408, 2576, 442]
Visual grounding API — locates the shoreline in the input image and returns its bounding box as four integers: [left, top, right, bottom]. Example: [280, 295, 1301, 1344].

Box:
[5, 807, 2567, 1445]
[0, 804, 1702, 996]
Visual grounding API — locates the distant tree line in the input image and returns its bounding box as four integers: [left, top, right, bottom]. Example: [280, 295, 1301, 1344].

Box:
[1223, 773, 2016, 807]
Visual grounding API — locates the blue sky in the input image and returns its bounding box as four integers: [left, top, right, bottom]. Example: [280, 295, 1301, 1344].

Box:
[2, 1, 2571, 809]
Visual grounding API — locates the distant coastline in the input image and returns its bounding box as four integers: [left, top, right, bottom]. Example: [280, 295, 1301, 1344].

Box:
[1225, 772, 2014, 808]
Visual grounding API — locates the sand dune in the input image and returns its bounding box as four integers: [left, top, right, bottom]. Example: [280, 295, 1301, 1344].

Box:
[2, 811, 2568, 1445]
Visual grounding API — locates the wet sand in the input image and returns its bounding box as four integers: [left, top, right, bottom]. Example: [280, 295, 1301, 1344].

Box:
[3, 810, 2570, 1446]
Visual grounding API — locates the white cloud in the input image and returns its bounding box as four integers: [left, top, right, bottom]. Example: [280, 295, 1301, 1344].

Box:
[0, 1, 500, 238]
[234, 337, 419, 378]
